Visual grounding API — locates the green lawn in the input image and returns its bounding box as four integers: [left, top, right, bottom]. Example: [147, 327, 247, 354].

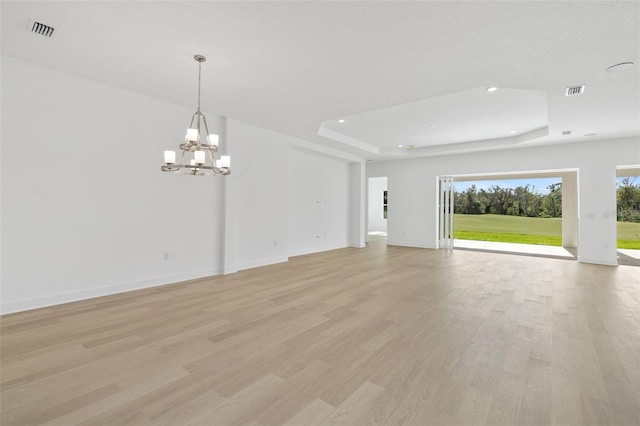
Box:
[454, 214, 640, 249]
[617, 221, 640, 249]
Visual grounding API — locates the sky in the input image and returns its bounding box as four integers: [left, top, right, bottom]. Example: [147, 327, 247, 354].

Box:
[454, 178, 561, 194]
[454, 176, 638, 194]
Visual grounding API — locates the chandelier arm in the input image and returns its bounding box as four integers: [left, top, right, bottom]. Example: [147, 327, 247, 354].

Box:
[201, 113, 210, 143]
[200, 113, 216, 151]
[180, 147, 188, 166]
[189, 112, 198, 129]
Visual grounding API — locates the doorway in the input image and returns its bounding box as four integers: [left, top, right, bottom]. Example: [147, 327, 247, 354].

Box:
[446, 170, 578, 260]
[368, 177, 388, 243]
[616, 166, 640, 266]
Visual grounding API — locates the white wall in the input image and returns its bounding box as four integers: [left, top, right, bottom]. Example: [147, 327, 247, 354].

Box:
[561, 173, 579, 248]
[349, 162, 366, 248]
[367, 138, 640, 265]
[1, 58, 361, 314]
[287, 148, 350, 256]
[368, 177, 387, 232]
[222, 120, 353, 268]
[1, 56, 225, 313]
[226, 119, 289, 270]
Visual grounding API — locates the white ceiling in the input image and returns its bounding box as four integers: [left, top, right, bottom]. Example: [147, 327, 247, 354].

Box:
[2, 1, 639, 160]
[319, 87, 550, 155]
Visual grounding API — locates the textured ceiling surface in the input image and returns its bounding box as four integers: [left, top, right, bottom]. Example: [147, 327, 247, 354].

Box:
[2, 1, 638, 159]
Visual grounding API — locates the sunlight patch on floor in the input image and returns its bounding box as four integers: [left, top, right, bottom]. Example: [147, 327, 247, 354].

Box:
[454, 239, 575, 259]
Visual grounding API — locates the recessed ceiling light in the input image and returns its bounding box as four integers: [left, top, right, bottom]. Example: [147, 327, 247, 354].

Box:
[337, 119, 345, 123]
[584, 132, 598, 137]
[509, 130, 517, 134]
[606, 62, 635, 72]
[487, 87, 498, 92]
[398, 144, 403, 148]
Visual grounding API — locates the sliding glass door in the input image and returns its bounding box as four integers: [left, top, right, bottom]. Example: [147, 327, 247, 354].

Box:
[439, 176, 454, 249]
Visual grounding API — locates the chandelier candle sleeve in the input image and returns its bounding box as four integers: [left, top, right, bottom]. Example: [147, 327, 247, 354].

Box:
[164, 151, 176, 164]
[194, 151, 205, 164]
[186, 129, 198, 142]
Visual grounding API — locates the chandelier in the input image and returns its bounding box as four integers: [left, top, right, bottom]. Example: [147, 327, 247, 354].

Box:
[162, 55, 230, 176]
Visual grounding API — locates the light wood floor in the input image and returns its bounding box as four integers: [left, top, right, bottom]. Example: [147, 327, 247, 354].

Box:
[2, 237, 639, 425]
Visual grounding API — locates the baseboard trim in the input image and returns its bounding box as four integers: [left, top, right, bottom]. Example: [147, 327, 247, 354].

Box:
[288, 243, 349, 258]
[387, 240, 437, 249]
[577, 257, 618, 266]
[1, 268, 222, 315]
[235, 256, 289, 272]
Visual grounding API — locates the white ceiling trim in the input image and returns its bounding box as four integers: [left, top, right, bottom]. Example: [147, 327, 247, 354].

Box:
[316, 127, 380, 155]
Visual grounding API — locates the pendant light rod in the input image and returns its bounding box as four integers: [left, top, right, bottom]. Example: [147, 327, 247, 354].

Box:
[194, 54, 206, 113]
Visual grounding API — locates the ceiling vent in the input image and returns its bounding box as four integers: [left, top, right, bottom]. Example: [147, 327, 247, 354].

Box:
[562, 130, 572, 135]
[30, 20, 55, 37]
[565, 85, 585, 96]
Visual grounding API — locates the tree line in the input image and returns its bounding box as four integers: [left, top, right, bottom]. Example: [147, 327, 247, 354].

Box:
[454, 183, 562, 218]
[455, 178, 640, 223]
[617, 177, 640, 223]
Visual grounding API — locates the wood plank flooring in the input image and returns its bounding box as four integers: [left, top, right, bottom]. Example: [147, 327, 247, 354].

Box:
[1, 237, 639, 425]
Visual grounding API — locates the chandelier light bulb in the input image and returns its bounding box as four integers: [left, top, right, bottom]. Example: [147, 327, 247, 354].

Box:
[220, 156, 231, 168]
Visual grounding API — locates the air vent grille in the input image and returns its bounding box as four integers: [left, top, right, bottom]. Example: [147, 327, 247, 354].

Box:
[565, 85, 585, 96]
[31, 21, 55, 37]
[562, 130, 572, 136]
